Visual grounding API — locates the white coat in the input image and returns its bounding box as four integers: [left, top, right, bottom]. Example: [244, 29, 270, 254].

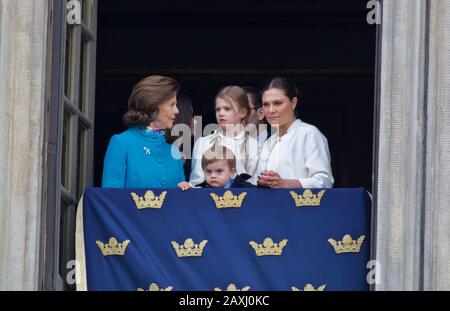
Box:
[252, 119, 334, 188]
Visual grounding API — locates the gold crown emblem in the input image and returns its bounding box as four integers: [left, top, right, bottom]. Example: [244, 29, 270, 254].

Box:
[328, 234, 365, 254]
[210, 190, 247, 209]
[96, 237, 130, 256]
[214, 284, 251, 291]
[137, 283, 173, 291]
[290, 189, 325, 207]
[292, 284, 326, 291]
[131, 190, 167, 209]
[171, 238, 208, 257]
[249, 237, 288, 256]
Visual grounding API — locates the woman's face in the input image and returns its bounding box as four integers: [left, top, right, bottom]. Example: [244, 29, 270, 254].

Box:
[152, 94, 179, 130]
[215, 98, 246, 130]
[262, 88, 297, 129]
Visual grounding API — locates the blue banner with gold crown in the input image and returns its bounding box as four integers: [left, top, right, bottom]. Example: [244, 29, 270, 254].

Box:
[75, 188, 371, 291]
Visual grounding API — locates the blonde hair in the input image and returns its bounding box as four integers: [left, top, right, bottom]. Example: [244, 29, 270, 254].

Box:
[201, 145, 236, 171]
[215, 86, 250, 124]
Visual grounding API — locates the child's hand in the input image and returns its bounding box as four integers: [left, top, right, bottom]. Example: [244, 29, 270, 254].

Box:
[178, 181, 192, 191]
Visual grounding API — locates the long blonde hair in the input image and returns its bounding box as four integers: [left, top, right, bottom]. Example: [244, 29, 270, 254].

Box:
[215, 86, 250, 125]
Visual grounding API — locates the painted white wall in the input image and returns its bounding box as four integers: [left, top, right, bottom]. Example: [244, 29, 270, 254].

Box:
[0, 0, 48, 290]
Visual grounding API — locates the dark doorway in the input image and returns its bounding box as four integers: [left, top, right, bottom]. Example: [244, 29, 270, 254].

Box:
[94, 0, 376, 189]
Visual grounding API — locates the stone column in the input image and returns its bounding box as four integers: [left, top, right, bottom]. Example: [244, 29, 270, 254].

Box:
[375, 0, 428, 290]
[0, 0, 48, 290]
[376, 0, 450, 290]
[423, 0, 450, 291]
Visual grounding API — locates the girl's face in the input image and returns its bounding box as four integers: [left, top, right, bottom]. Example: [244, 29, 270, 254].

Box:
[262, 88, 297, 130]
[215, 98, 246, 130]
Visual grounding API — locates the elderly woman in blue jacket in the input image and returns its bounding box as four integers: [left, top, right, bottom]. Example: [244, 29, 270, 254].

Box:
[102, 75, 185, 188]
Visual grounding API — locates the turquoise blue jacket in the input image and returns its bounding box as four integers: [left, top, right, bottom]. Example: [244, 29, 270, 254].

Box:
[102, 127, 185, 188]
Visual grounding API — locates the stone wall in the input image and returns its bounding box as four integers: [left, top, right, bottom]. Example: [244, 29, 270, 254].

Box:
[376, 0, 450, 290]
[423, 0, 450, 291]
[0, 0, 48, 290]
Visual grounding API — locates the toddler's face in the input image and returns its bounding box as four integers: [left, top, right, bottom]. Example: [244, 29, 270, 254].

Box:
[204, 160, 236, 187]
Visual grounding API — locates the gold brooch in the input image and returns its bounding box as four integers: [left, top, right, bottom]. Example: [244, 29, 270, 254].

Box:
[96, 237, 130, 256]
[131, 190, 167, 209]
[137, 283, 173, 291]
[249, 237, 288, 256]
[210, 190, 247, 209]
[292, 284, 326, 291]
[171, 238, 208, 257]
[290, 189, 325, 207]
[328, 234, 365, 254]
[214, 284, 251, 291]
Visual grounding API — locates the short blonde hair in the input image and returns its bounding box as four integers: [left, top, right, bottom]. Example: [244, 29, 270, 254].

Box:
[201, 145, 236, 171]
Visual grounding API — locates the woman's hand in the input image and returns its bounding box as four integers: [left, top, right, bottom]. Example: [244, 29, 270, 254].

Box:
[178, 181, 192, 191]
[257, 171, 284, 188]
[257, 171, 302, 188]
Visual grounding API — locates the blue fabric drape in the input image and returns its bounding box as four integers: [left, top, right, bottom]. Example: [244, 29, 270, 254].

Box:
[82, 188, 371, 291]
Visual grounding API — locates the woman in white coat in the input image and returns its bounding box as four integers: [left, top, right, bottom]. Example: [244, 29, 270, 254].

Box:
[254, 77, 334, 189]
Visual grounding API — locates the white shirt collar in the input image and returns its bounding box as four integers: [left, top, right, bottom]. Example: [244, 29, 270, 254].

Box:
[216, 128, 246, 141]
[286, 119, 302, 135]
[271, 119, 301, 142]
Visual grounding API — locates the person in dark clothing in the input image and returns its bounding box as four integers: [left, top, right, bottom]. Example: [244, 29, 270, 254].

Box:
[178, 145, 255, 190]
[167, 94, 197, 180]
[196, 173, 254, 188]
[242, 86, 269, 145]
